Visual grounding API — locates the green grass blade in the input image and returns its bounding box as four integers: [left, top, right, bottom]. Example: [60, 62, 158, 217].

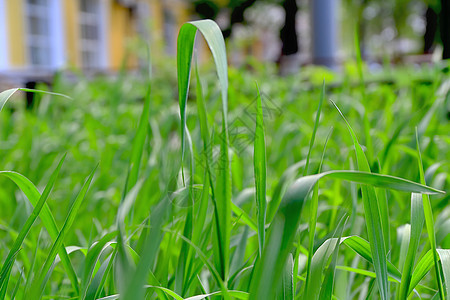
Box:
[28, 165, 97, 300]
[437, 249, 450, 298]
[249, 168, 438, 299]
[123, 85, 151, 196]
[80, 231, 117, 299]
[279, 253, 294, 300]
[121, 198, 170, 300]
[409, 249, 435, 295]
[416, 129, 445, 299]
[398, 193, 425, 299]
[319, 216, 348, 300]
[0, 154, 66, 297]
[116, 180, 144, 294]
[332, 100, 388, 299]
[304, 127, 333, 294]
[177, 19, 228, 162]
[304, 216, 347, 300]
[342, 236, 401, 279]
[0, 88, 19, 112]
[267, 160, 306, 224]
[303, 81, 325, 177]
[177, 19, 230, 281]
[175, 126, 195, 296]
[254, 84, 267, 255]
[354, 27, 373, 162]
[0, 172, 79, 294]
[0, 88, 71, 112]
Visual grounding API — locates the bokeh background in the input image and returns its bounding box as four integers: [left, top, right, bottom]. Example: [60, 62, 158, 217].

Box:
[0, 0, 449, 89]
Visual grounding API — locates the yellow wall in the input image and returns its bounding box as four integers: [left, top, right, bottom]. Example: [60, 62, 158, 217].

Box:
[63, 0, 80, 67]
[6, 0, 26, 66]
[149, 0, 163, 40]
[4, 0, 191, 71]
[109, 2, 137, 69]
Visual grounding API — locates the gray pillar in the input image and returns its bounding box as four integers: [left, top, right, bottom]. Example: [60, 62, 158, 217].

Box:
[311, 0, 339, 69]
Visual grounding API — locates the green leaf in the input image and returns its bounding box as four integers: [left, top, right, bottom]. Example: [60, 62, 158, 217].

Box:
[254, 84, 267, 255]
[319, 216, 348, 300]
[305, 127, 333, 295]
[80, 231, 118, 300]
[0, 88, 71, 112]
[332, 100, 388, 299]
[0, 171, 80, 294]
[437, 249, 450, 298]
[27, 165, 97, 300]
[279, 253, 294, 300]
[0, 88, 19, 112]
[177, 19, 231, 282]
[409, 249, 435, 295]
[0, 155, 66, 298]
[123, 85, 151, 197]
[249, 168, 440, 299]
[416, 128, 445, 299]
[303, 81, 325, 177]
[398, 193, 425, 300]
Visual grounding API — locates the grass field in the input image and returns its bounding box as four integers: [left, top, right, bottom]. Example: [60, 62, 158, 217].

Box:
[0, 20, 449, 300]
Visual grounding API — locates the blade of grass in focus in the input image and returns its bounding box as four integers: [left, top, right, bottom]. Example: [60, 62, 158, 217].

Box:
[332, 100, 389, 299]
[249, 168, 441, 299]
[254, 84, 267, 255]
[437, 250, 450, 298]
[415, 128, 445, 299]
[0, 172, 80, 295]
[0, 154, 66, 298]
[26, 165, 97, 300]
[0, 88, 71, 112]
[398, 193, 425, 299]
[177, 19, 231, 282]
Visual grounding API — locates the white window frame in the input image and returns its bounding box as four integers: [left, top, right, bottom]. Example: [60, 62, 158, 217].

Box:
[79, 0, 108, 70]
[24, 0, 52, 67]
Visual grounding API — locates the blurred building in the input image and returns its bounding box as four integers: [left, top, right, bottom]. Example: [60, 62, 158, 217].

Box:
[0, 0, 189, 85]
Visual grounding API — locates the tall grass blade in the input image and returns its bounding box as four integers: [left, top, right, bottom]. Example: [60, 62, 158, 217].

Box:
[177, 19, 231, 281]
[416, 128, 445, 299]
[254, 84, 267, 255]
[332, 100, 389, 299]
[278, 253, 294, 300]
[437, 249, 450, 298]
[123, 86, 151, 196]
[303, 81, 325, 177]
[0, 154, 66, 297]
[319, 216, 348, 300]
[80, 231, 117, 299]
[409, 249, 435, 295]
[0, 88, 71, 112]
[398, 193, 425, 299]
[304, 127, 333, 294]
[27, 165, 97, 300]
[249, 168, 441, 299]
[0, 172, 79, 294]
[305, 216, 347, 300]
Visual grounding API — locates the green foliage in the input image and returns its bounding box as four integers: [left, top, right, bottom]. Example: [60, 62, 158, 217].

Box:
[0, 19, 449, 300]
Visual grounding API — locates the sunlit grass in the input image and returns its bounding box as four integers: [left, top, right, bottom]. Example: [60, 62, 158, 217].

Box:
[0, 19, 449, 300]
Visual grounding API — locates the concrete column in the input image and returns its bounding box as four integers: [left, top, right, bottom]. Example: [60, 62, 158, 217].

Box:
[311, 0, 339, 68]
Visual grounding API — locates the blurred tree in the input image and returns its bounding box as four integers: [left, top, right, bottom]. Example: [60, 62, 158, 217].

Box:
[441, 0, 449, 59]
[193, 0, 220, 19]
[192, 0, 299, 58]
[423, 0, 450, 59]
[424, 5, 438, 54]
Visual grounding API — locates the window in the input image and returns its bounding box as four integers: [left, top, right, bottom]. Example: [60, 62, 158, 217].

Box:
[79, 0, 101, 69]
[25, 0, 51, 66]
